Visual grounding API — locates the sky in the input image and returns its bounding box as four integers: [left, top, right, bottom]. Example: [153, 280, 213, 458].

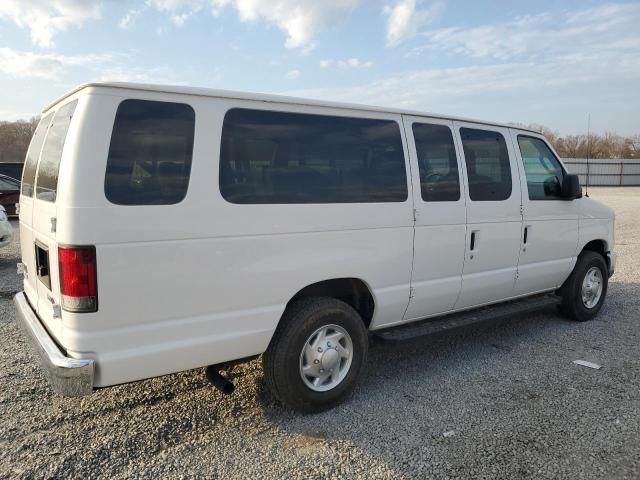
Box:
[0, 0, 639, 135]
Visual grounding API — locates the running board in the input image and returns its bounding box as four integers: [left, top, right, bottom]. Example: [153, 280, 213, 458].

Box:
[374, 294, 562, 342]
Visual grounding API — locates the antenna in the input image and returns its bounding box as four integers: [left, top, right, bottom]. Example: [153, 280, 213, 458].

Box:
[585, 113, 591, 197]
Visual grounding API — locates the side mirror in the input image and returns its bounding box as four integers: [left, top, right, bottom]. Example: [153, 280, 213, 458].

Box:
[561, 174, 582, 200]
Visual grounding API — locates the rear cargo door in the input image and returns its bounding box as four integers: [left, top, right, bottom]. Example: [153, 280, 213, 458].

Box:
[19, 113, 53, 314]
[31, 100, 78, 331]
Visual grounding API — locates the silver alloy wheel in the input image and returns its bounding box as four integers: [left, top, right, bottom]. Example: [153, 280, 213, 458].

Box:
[581, 266, 603, 309]
[299, 324, 353, 392]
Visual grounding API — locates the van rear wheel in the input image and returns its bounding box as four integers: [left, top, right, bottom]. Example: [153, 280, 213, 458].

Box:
[263, 297, 368, 413]
[558, 251, 608, 322]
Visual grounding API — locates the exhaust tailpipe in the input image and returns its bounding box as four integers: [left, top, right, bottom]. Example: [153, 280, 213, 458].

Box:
[205, 366, 235, 395]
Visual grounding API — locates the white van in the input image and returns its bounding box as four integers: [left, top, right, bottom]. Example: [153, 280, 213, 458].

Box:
[15, 82, 616, 412]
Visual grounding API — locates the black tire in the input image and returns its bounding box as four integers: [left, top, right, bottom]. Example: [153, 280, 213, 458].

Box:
[558, 251, 608, 322]
[263, 297, 368, 413]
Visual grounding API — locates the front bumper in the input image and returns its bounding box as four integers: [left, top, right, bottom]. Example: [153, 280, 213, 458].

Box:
[607, 251, 616, 278]
[14, 292, 94, 396]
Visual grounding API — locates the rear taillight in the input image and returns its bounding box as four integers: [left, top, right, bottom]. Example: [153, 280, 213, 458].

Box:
[58, 246, 97, 313]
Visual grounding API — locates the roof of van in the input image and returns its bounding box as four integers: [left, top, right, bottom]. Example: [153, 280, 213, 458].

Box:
[46, 82, 541, 134]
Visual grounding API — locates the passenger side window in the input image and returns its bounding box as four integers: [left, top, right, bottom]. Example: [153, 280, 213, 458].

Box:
[460, 128, 512, 201]
[517, 136, 564, 200]
[36, 100, 78, 202]
[412, 123, 460, 201]
[21, 113, 53, 198]
[219, 108, 407, 204]
[105, 100, 195, 205]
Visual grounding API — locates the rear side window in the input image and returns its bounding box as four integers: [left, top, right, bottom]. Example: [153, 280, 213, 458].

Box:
[517, 135, 564, 200]
[105, 99, 195, 205]
[219, 108, 407, 204]
[21, 112, 53, 197]
[36, 100, 78, 202]
[412, 123, 460, 202]
[460, 128, 512, 201]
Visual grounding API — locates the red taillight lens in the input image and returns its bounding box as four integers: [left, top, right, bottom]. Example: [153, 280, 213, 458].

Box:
[58, 246, 97, 312]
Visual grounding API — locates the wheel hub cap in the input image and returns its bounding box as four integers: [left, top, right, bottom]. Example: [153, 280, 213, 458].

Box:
[320, 348, 340, 371]
[581, 266, 603, 309]
[299, 324, 354, 392]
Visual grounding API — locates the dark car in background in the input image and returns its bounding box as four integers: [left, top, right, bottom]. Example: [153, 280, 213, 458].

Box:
[0, 174, 20, 216]
[0, 162, 24, 181]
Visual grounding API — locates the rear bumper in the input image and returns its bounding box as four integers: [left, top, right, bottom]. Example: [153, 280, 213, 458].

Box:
[607, 251, 616, 278]
[14, 292, 94, 396]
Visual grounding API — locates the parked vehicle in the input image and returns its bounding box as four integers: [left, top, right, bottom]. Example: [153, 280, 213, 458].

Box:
[14, 83, 616, 412]
[0, 162, 24, 183]
[0, 205, 13, 248]
[0, 174, 20, 216]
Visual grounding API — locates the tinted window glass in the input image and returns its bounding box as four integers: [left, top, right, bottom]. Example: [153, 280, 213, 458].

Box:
[0, 177, 19, 190]
[219, 108, 407, 204]
[21, 113, 53, 197]
[413, 123, 460, 201]
[460, 128, 512, 201]
[36, 100, 78, 202]
[517, 136, 564, 200]
[105, 100, 195, 205]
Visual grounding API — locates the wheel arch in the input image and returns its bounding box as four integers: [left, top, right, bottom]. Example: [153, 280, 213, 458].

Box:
[581, 238, 609, 269]
[285, 277, 376, 329]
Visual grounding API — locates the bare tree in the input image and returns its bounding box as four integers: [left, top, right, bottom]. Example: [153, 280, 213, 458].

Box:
[0, 117, 39, 162]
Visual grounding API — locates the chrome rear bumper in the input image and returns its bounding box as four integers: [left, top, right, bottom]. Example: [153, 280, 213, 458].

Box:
[14, 292, 94, 396]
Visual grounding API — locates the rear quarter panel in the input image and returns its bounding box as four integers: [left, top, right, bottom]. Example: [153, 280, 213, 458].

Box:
[57, 89, 414, 387]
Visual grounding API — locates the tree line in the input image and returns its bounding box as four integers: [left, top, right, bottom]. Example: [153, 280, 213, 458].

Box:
[0, 117, 638, 163]
[519, 124, 640, 159]
[0, 118, 39, 163]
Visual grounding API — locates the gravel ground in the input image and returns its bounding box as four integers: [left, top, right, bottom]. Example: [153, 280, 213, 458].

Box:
[0, 219, 20, 295]
[1, 189, 639, 479]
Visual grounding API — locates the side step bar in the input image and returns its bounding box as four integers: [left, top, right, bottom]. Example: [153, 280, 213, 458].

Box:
[374, 293, 562, 342]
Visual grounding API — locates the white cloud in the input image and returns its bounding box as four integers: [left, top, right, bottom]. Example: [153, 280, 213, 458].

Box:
[320, 58, 373, 69]
[145, 0, 360, 49]
[0, 0, 101, 48]
[287, 50, 640, 133]
[216, 0, 360, 49]
[0, 47, 111, 79]
[0, 110, 38, 121]
[97, 65, 179, 84]
[147, 0, 203, 11]
[119, 9, 141, 30]
[416, 2, 640, 60]
[383, 0, 446, 47]
[285, 69, 301, 79]
[0, 47, 180, 85]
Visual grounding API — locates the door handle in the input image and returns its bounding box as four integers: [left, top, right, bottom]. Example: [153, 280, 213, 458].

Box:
[523, 225, 531, 252]
[469, 230, 479, 259]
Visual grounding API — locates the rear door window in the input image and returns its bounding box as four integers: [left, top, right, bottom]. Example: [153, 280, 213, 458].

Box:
[105, 99, 195, 205]
[460, 127, 512, 201]
[412, 123, 460, 202]
[219, 108, 407, 204]
[21, 113, 53, 198]
[36, 100, 78, 202]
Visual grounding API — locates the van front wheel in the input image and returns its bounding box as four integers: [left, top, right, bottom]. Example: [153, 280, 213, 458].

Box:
[263, 297, 368, 413]
[559, 251, 608, 322]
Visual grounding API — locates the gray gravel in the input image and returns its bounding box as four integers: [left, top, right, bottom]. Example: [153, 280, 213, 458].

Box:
[0, 219, 20, 296]
[1, 188, 639, 479]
